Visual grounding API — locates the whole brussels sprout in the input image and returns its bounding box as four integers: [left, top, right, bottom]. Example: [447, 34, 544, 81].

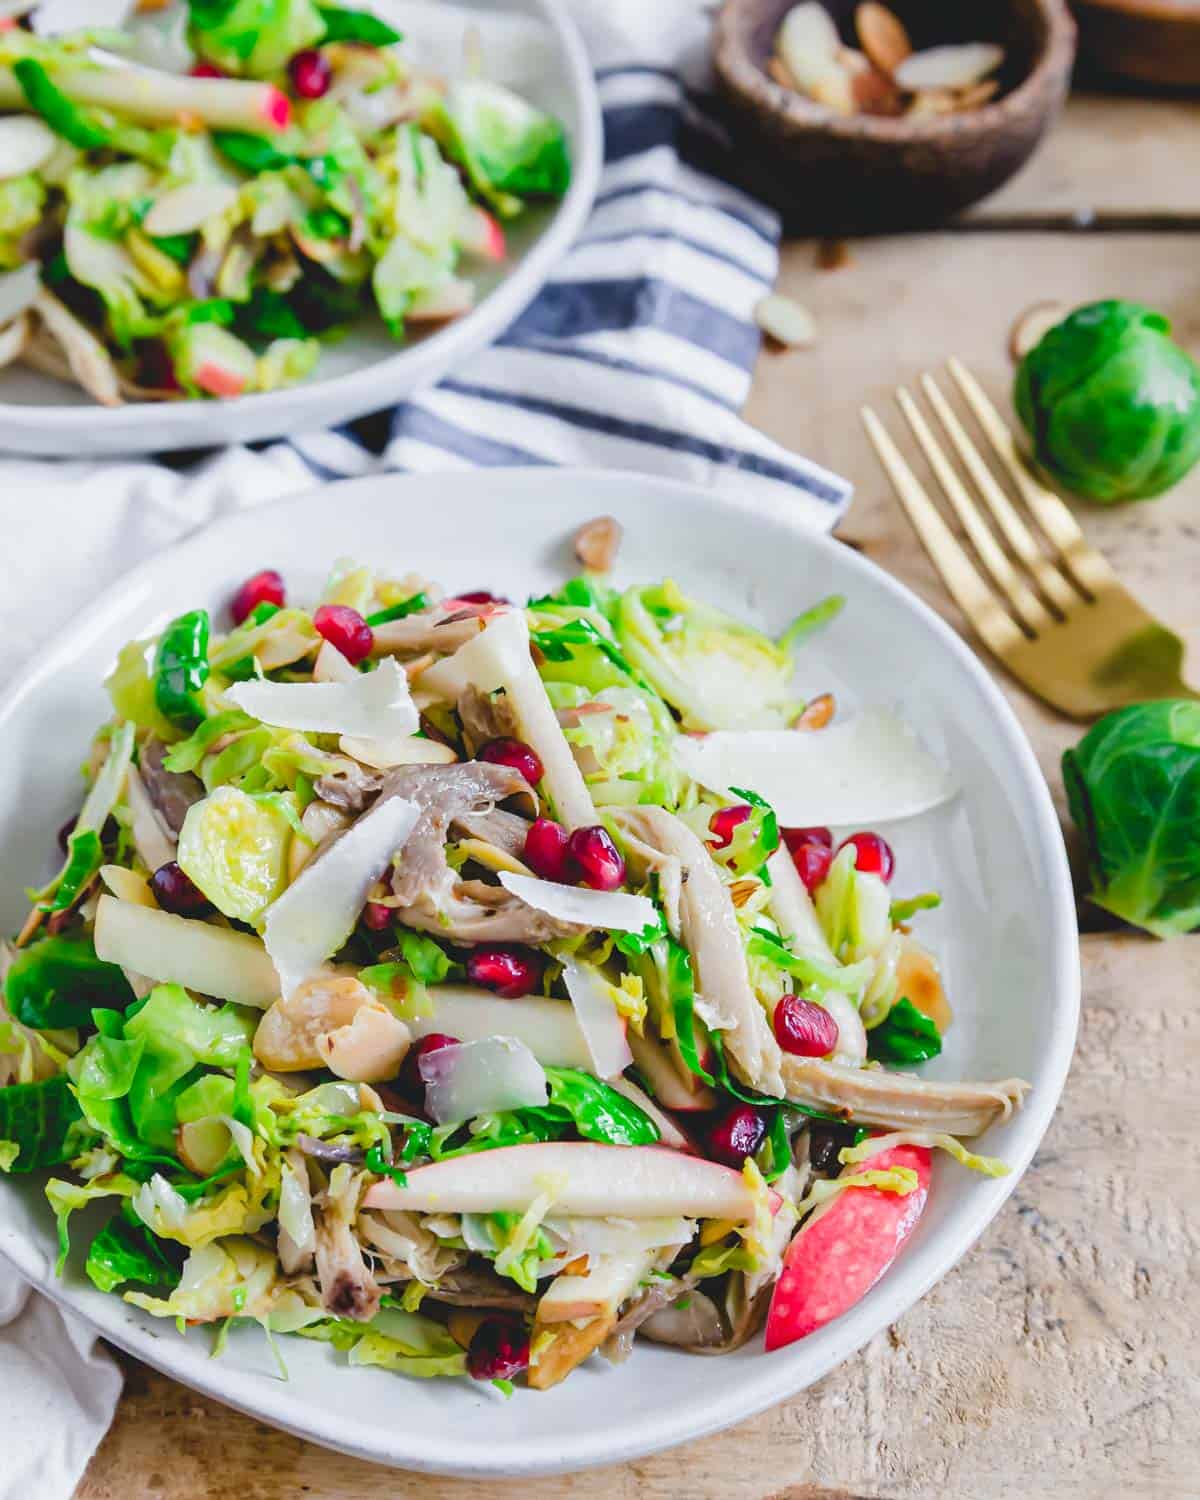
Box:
[1063, 699, 1200, 937]
[1015, 300, 1200, 503]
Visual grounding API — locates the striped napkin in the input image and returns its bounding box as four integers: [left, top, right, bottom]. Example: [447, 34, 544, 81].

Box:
[0, 4, 848, 1496]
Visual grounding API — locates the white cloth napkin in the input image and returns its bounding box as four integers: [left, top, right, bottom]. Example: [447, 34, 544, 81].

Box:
[0, 3, 851, 1494]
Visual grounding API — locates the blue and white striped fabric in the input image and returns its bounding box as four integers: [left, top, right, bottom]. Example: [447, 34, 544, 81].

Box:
[299, 1, 851, 530]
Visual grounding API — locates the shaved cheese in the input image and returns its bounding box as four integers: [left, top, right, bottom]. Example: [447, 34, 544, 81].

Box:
[498, 871, 657, 933]
[263, 794, 419, 995]
[419, 610, 597, 830]
[225, 657, 417, 740]
[313, 641, 358, 684]
[561, 960, 632, 1079]
[673, 707, 956, 825]
[420, 1036, 549, 1124]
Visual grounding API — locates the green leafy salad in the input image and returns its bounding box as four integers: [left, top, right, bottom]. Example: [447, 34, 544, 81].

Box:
[0, 533, 1028, 1390]
[0, 1, 569, 403]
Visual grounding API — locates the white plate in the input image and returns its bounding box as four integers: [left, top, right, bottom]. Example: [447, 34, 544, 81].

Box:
[0, 0, 602, 457]
[0, 469, 1079, 1475]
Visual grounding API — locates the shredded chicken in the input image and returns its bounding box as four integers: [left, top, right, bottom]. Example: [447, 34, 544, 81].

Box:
[781, 1058, 1030, 1137]
[612, 812, 684, 938]
[456, 683, 520, 754]
[366, 762, 582, 945]
[357, 1209, 467, 1288]
[32, 290, 122, 407]
[139, 738, 204, 836]
[313, 763, 383, 814]
[452, 806, 532, 858]
[611, 807, 784, 1097]
[314, 1166, 381, 1321]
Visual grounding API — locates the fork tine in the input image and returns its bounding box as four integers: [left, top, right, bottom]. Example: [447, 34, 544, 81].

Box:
[860, 406, 1025, 657]
[920, 373, 1081, 615]
[895, 387, 1051, 635]
[946, 358, 1116, 596]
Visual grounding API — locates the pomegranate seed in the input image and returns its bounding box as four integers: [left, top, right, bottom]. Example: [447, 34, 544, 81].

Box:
[840, 831, 895, 882]
[465, 945, 543, 999]
[782, 825, 833, 853]
[567, 825, 625, 891]
[150, 861, 210, 916]
[478, 737, 543, 787]
[231, 568, 286, 625]
[523, 817, 572, 883]
[362, 901, 393, 932]
[313, 604, 373, 665]
[457, 590, 509, 605]
[791, 841, 833, 894]
[189, 60, 225, 77]
[288, 47, 331, 99]
[774, 993, 839, 1057]
[707, 1105, 767, 1168]
[708, 803, 752, 850]
[402, 1031, 459, 1094]
[467, 1318, 530, 1382]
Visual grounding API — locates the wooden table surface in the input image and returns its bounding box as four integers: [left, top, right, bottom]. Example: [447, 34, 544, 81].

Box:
[76, 92, 1200, 1500]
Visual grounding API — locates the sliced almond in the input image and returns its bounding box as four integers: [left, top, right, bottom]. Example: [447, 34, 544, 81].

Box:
[955, 78, 1000, 111]
[0, 116, 57, 180]
[754, 293, 816, 349]
[574, 514, 623, 573]
[837, 45, 871, 76]
[767, 54, 801, 91]
[794, 691, 835, 731]
[1009, 300, 1067, 362]
[894, 42, 1004, 93]
[856, 2, 912, 75]
[777, 2, 844, 94]
[809, 66, 854, 115]
[852, 64, 904, 115]
[907, 87, 957, 117]
[143, 181, 239, 238]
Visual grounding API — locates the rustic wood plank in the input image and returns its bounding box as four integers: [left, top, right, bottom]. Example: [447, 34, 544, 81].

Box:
[743, 230, 1200, 823]
[965, 93, 1200, 223]
[76, 933, 1199, 1500]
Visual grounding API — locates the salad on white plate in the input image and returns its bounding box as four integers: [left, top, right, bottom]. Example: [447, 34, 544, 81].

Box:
[0, 0, 570, 403]
[0, 524, 1028, 1391]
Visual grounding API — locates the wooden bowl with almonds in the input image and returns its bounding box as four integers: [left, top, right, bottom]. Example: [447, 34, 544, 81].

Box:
[713, 0, 1077, 231]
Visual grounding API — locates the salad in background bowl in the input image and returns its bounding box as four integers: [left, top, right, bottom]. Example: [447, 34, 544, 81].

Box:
[0, 0, 600, 454]
[0, 470, 1077, 1473]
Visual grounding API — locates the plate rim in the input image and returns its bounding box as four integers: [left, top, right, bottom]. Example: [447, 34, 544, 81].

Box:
[0, 0, 603, 454]
[0, 468, 1080, 1475]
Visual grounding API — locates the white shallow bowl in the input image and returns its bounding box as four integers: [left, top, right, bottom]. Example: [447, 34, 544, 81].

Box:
[0, 469, 1079, 1476]
[0, 0, 601, 457]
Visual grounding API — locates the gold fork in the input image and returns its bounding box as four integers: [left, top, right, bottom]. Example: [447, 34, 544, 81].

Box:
[860, 358, 1198, 719]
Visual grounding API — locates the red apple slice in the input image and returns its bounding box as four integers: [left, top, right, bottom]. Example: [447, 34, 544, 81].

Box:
[363, 1142, 779, 1221]
[764, 1142, 932, 1350]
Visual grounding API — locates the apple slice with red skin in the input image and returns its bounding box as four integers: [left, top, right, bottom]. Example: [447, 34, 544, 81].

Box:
[764, 1142, 932, 1350]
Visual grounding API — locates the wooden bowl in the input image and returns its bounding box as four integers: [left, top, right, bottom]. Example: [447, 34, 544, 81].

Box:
[1072, 0, 1200, 89]
[712, 0, 1078, 232]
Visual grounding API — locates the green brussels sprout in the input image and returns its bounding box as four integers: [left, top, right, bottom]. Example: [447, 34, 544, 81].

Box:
[1063, 699, 1200, 937]
[1015, 300, 1200, 503]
